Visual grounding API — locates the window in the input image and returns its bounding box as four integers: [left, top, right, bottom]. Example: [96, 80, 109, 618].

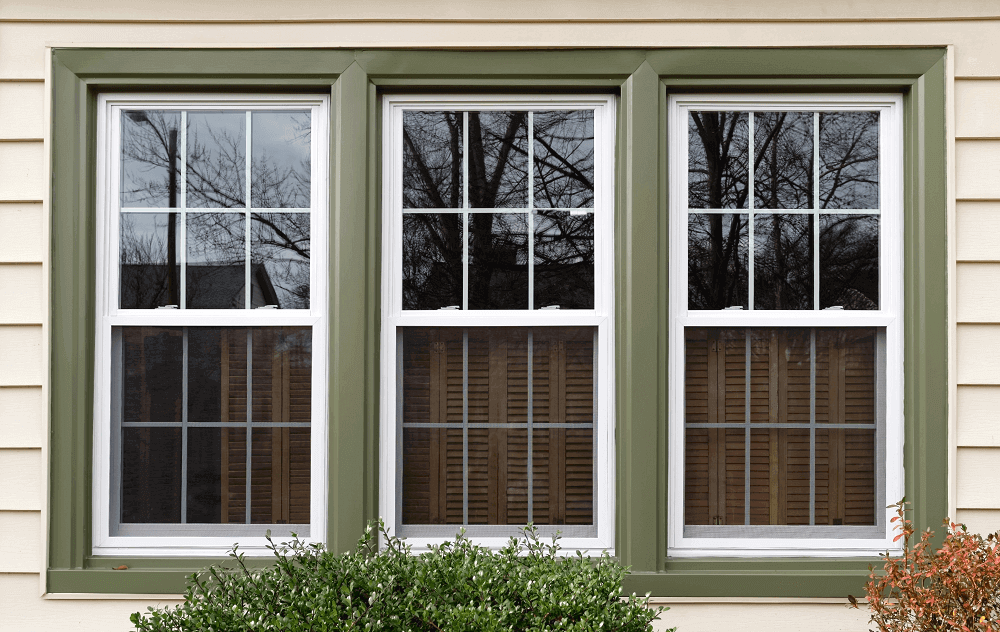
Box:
[667, 95, 904, 556]
[93, 94, 329, 555]
[380, 95, 615, 551]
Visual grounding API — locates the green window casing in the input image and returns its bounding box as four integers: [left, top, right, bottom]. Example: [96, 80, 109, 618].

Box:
[49, 48, 947, 596]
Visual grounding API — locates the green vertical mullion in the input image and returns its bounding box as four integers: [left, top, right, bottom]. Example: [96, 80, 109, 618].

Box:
[365, 79, 382, 542]
[328, 62, 373, 553]
[49, 56, 97, 572]
[902, 56, 948, 541]
[615, 61, 661, 572]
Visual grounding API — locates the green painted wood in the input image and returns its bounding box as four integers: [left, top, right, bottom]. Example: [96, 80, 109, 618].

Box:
[615, 61, 663, 573]
[647, 48, 945, 78]
[48, 56, 97, 572]
[357, 49, 643, 80]
[328, 62, 374, 554]
[55, 48, 354, 81]
[902, 55, 949, 541]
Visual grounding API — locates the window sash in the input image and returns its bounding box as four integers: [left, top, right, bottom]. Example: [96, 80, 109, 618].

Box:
[93, 94, 330, 556]
[667, 94, 904, 557]
[380, 95, 616, 552]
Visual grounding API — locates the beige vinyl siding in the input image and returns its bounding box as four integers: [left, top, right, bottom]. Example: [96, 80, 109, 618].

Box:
[0, 1, 997, 629]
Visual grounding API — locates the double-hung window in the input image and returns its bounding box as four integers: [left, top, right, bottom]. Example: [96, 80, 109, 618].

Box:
[381, 95, 615, 551]
[668, 95, 904, 556]
[93, 94, 329, 555]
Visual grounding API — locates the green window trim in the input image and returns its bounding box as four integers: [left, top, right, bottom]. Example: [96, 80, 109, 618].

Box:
[48, 47, 947, 597]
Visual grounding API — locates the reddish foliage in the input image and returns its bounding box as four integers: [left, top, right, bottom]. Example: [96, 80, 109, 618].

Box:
[861, 499, 1000, 632]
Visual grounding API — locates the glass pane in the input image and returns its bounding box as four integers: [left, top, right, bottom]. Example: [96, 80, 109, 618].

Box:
[219, 428, 247, 524]
[468, 111, 528, 208]
[121, 110, 181, 208]
[251, 327, 312, 424]
[402, 213, 464, 310]
[754, 213, 813, 310]
[187, 427, 222, 523]
[820, 214, 879, 310]
[399, 326, 595, 526]
[120, 326, 183, 425]
[534, 210, 594, 309]
[186, 212, 246, 309]
[815, 428, 876, 525]
[684, 327, 880, 527]
[754, 112, 814, 210]
[251, 111, 311, 208]
[187, 328, 223, 423]
[533, 110, 594, 209]
[468, 213, 529, 310]
[815, 329, 877, 425]
[819, 112, 879, 209]
[251, 213, 310, 309]
[250, 426, 311, 524]
[688, 111, 749, 209]
[121, 427, 182, 523]
[186, 111, 246, 209]
[119, 212, 181, 308]
[688, 213, 749, 310]
[403, 111, 463, 209]
[683, 427, 745, 525]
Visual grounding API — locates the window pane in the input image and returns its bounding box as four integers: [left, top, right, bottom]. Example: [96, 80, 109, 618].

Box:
[819, 112, 879, 209]
[819, 214, 879, 310]
[404, 111, 463, 209]
[533, 110, 594, 209]
[754, 213, 813, 310]
[468, 213, 529, 310]
[534, 210, 594, 309]
[468, 111, 528, 209]
[688, 213, 748, 310]
[186, 212, 246, 309]
[122, 427, 182, 523]
[251, 213, 310, 309]
[187, 111, 246, 209]
[251, 111, 310, 208]
[688, 111, 749, 209]
[400, 326, 594, 526]
[402, 213, 464, 310]
[754, 112, 813, 210]
[120, 212, 181, 308]
[115, 326, 311, 527]
[684, 327, 879, 527]
[121, 110, 181, 208]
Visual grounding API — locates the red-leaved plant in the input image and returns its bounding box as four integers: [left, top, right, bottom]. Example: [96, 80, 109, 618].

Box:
[857, 499, 1000, 632]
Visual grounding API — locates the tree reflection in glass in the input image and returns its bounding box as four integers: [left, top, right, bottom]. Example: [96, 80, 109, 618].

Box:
[120, 212, 181, 308]
[533, 110, 594, 209]
[820, 214, 879, 309]
[121, 111, 182, 208]
[754, 214, 814, 310]
[402, 213, 464, 310]
[754, 112, 813, 210]
[403, 112, 463, 209]
[187, 111, 246, 209]
[688, 112, 749, 209]
[688, 213, 748, 310]
[469, 111, 528, 209]
[186, 213, 246, 309]
[251, 111, 310, 209]
[250, 213, 310, 309]
[820, 112, 879, 209]
[469, 213, 529, 310]
[534, 211, 594, 309]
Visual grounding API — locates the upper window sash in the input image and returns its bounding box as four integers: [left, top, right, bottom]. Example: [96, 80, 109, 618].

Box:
[666, 94, 904, 557]
[669, 95, 903, 327]
[383, 95, 616, 326]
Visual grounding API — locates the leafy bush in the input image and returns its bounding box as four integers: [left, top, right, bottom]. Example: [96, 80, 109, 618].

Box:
[860, 499, 1000, 632]
[131, 523, 669, 632]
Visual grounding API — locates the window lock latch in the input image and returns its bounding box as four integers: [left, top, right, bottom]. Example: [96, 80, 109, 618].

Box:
[156, 305, 179, 309]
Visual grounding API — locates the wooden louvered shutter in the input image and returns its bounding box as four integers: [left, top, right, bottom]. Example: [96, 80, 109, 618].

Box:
[220, 328, 311, 525]
[401, 327, 594, 526]
[685, 327, 876, 527]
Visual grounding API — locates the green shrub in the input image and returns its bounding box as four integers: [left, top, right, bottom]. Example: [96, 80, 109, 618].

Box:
[859, 499, 1000, 632]
[131, 523, 670, 632]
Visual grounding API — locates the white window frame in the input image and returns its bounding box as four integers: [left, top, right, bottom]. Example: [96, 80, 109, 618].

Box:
[92, 93, 330, 556]
[667, 94, 905, 557]
[380, 94, 616, 553]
